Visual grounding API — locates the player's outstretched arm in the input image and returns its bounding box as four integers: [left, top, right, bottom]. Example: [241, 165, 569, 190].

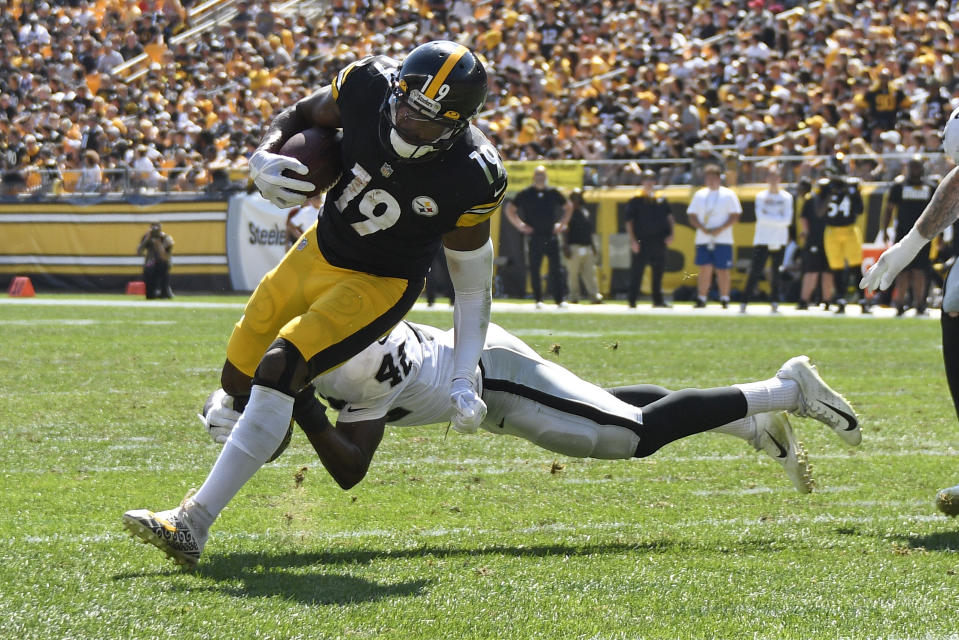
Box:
[298, 415, 386, 490]
[291, 386, 384, 489]
[861, 166, 959, 291]
[443, 221, 493, 434]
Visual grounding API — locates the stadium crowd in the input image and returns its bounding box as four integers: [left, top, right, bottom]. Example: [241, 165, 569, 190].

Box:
[0, 0, 958, 195]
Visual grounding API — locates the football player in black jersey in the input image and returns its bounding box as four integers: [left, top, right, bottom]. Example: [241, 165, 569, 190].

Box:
[878, 157, 937, 315]
[819, 164, 866, 314]
[122, 41, 508, 566]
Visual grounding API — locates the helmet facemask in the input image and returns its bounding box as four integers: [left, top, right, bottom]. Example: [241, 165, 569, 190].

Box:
[380, 79, 469, 161]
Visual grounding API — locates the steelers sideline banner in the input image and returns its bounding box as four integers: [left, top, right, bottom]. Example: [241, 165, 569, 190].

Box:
[0, 201, 230, 292]
[226, 193, 308, 291]
[503, 161, 584, 193]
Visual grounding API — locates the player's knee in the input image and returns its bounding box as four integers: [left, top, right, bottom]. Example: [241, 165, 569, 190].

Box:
[534, 429, 598, 458]
[531, 423, 638, 460]
[221, 359, 252, 398]
[252, 339, 309, 395]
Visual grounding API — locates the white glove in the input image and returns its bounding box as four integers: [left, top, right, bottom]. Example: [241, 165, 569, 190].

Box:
[449, 377, 486, 434]
[198, 388, 241, 444]
[859, 227, 929, 291]
[248, 149, 314, 208]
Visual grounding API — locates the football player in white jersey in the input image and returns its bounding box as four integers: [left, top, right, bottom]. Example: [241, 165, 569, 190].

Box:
[125, 322, 860, 567]
[862, 107, 959, 516]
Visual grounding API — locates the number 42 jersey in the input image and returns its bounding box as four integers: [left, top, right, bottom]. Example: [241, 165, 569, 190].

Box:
[318, 55, 508, 280]
[311, 321, 459, 426]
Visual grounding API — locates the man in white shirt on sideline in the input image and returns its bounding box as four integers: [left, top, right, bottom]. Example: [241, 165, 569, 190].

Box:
[687, 163, 743, 308]
[741, 163, 794, 313]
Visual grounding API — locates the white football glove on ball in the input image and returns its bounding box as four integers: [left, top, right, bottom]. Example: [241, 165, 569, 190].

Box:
[449, 377, 487, 434]
[859, 227, 929, 291]
[248, 149, 314, 208]
[199, 388, 241, 444]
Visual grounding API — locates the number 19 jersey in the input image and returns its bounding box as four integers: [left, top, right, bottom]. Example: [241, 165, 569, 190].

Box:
[319, 56, 508, 280]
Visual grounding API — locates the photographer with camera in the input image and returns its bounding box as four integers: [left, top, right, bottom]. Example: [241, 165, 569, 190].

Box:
[136, 221, 174, 299]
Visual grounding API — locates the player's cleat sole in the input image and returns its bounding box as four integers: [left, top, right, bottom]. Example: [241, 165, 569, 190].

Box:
[755, 412, 813, 494]
[122, 503, 207, 568]
[777, 355, 861, 446]
[936, 485, 959, 517]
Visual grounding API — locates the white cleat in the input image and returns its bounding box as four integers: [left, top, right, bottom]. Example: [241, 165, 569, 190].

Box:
[122, 495, 209, 568]
[936, 484, 959, 517]
[753, 412, 813, 494]
[776, 355, 861, 446]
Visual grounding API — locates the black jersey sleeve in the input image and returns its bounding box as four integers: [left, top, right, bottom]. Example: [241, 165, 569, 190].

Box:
[451, 126, 508, 227]
[331, 55, 398, 106]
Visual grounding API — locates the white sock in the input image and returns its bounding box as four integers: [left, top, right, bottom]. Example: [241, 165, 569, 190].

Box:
[711, 415, 756, 442]
[733, 377, 799, 415]
[190, 385, 294, 526]
[189, 441, 261, 528]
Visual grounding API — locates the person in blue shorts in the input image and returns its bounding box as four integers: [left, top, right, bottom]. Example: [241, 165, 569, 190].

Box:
[687, 164, 742, 308]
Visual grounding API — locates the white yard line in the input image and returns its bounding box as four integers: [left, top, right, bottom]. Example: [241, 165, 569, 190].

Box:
[0, 296, 940, 318]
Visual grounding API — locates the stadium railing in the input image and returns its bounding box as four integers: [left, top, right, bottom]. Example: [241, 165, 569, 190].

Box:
[1, 153, 949, 201]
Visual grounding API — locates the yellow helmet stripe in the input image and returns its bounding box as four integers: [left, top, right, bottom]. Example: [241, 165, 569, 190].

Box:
[423, 44, 469, 99]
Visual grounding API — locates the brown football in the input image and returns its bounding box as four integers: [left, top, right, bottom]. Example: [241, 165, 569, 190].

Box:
[278, 126, 343, 198]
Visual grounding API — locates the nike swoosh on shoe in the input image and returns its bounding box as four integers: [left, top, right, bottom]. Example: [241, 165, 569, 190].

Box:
[822, 401, 858, 430]
[766, 432, 788, 458]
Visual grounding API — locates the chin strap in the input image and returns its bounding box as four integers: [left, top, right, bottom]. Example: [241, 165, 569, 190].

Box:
[444, 238, 493, 385]
[388, 127, 436, 159]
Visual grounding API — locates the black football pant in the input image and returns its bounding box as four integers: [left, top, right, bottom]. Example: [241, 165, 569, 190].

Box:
[527, 234, 563, 304]
[606, 384, 747, 458]
[742, 246, 785, 305]
[143, 261, 173, 299]
[628, 242, 667, 306]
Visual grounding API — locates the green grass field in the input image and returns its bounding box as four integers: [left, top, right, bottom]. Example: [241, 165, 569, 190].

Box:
[1, 296, 957, 639]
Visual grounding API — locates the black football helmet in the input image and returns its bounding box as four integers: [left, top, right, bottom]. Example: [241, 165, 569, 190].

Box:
[380, 40, 488, 161]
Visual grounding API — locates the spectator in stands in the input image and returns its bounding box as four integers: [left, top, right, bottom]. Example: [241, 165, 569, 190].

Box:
[0, 170, 26, 197]
[877, 130, 905, 181]
[97, 37, 125, 73]
[74, 149, 103, 194]
[0, 0, 957, 192]
[120, 31, 145, 61]
[18, 14, 50, 47]
[131, 144, 166, 192]
[856, 68, 910, 140]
